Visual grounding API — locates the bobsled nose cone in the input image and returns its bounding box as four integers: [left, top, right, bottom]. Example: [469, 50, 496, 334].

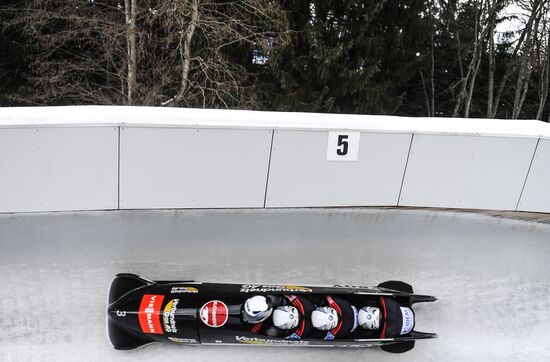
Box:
[107, 303, 118, 317]
[107, 297, 133, 320]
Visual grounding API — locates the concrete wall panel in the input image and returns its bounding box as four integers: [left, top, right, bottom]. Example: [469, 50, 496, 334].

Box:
[399, 134, 537, 210]
[119, 127, 272, 209]
[0, 127, 118, 212]
[265, 130, 412, 207]
[517, 138, 550, 212]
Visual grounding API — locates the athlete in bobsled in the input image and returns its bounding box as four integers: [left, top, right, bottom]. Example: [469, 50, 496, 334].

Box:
[310, 295, 358, 340]
[354, 297, 415, 339]
[242, 295, 315, 339]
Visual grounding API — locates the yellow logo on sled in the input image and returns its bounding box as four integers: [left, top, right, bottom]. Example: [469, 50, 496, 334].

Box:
[163, 299, 179, 333]
[283, 285, 313, 292]
[170, 286, 198, 294]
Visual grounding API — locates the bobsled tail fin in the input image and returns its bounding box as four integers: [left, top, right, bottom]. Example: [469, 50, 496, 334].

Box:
[381, 340, 415, 353]
[108, 273, 154, 304]
[108, 318, 153, 350]
[377, 280, 414, 293]
[377, 281, 437, 305]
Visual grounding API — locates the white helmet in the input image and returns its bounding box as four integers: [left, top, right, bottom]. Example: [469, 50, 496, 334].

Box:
[272, 305, 299, 330]
[358, 306, 381, 330]
[243, 296, 273, 324]
[311, 307, 338, 330]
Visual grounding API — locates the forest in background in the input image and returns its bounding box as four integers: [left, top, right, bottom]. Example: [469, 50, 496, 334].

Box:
[1, 0, 549, 121]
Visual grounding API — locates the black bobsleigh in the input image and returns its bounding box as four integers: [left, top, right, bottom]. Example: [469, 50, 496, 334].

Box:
[107, 274, 437, 353]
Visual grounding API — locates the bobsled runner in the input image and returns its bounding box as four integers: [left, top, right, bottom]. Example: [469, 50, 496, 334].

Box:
[107, 274, 437, 353]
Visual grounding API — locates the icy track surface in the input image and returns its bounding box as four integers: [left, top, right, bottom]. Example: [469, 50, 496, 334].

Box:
[1, 208, 549, 362]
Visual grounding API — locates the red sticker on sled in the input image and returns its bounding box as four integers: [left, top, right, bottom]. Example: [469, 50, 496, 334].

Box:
[138, 294, 165, 334]
[200, 300, 228, 328]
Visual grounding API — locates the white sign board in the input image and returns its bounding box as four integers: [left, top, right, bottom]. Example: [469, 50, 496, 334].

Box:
[326, 131, 360, 161]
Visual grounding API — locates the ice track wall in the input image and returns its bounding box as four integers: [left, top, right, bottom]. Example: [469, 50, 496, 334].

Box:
[1, 106, 549, 213]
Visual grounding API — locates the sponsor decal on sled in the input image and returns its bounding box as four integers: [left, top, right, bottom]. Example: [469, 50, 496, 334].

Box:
[400, 307, 414, 335]
[200, 300, 228, 328]
[168, 337, 198, 344]
[170, 286, 199, 294]
[235, 336, 307, 345]
[240, 285, 313, 293]
[163, 299, 179, 333]
[138, 294, 165, 334]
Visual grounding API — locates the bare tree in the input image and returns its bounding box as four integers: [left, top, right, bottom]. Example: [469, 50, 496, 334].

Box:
[429, 0, 436, 116]
[486, 0, 497, 118]
[446, 0, 465, 80]
[420, 0, 436, 117]
[534, 2, 550, 120]
[488, 0, 542, 118]
[4, 0, 286, 108]
[125, 0, 137, 105]
[156, 0, 287, 108]
[420, 70, 431, 116]
[452, 0, 504, 118]
[511, 0, 545, 118]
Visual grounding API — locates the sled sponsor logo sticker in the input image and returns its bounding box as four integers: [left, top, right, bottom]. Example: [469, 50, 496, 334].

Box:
[235, 336, 307, 345]
[400, 307, 414, 335]
[200, 300, 228, 328]
[168, 337, 198, 344]
[163, 299, 179, 333]
[287, 332, 301, 340]
[240, 285, 313, 293]
[170, 286, 198, 294]
[138, 294, 165, 334]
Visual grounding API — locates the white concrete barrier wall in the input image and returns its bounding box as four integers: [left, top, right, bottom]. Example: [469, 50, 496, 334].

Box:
[119, 127, 272, 209]
[399, 134, 538, 210]
[517, 138, 550, 213]
[265, 130, 412, 207]
[0, 126, 118, 213]
[1, 106, 550, 213]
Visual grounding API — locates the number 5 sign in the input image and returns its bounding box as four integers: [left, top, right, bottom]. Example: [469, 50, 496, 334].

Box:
[326, 132, 360, 161]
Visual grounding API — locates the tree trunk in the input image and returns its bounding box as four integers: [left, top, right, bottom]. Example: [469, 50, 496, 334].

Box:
[125, 0, 137, 106]
[464, 43, 484, 118]
[513, 4, 544, 119]
[430, 0, 435, 117]
[517, 67, 532, 117]
[448, 1, 465, 79]
[491, 0, 542, 118]
[512, 36, 534, 119]
[173, 0, 199, 106]
[420, 70, 431, 116]
[537, 29, 550, 121]
[453, 0, 499, 117]
[487, 1, 496, 118]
